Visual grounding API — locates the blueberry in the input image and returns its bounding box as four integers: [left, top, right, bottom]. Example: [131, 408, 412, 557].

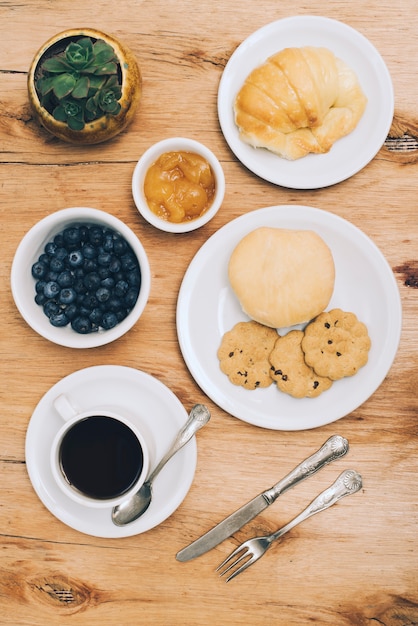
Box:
[43, 300, 60, 318]
[88, 227, 103, 246]
[50, 312, 69, 327]
[73, 278, 87, 294]
[114, 280, 129, 296]
[112, 271, 125, 283]
[97, 266, 111, 280]
[89, 307, 103, 324]
[126, 269, 141, 288]
[67, 250, 83, 267]
[55, 247, 68, 261]
[101, 311, 118, 330]
[59, 287, 76, 305]
[43, 281, 60, 299]
[71, 316, 93, 334]
[35, 280, 47, 293]
[83, 272, 101, 291]
[107, 296, 123, 312]
[82, 243, 97, 259]
[83, 294, 99, 310]
[39, 253, 50, 265]
[83, 258, 97, 273]
[49, 257, 65, 273]
[100, 277, 115, 290]
[64, 303, 78, 320]
[35, 292, 47, 305]
[45, 241, 58, 256]
[78, 305, 93, 317]
[113, 237, 128, 256]
[102, 234, 114, 252]
[116, 309, 128, 322]
[31, 261, 48, 279]
[57, 270, 74, 288]
[96, 286, 111, 303]
[53, 233, 64, 247]
[46, 270, 58, 282]
[125, 287, 139, 308]
[63, 226, 81, 246]
[79, 224, 90, 242]
[109, 257, 122, 273]
[98, 252, 112, 266]
[121, 253, 138, 272]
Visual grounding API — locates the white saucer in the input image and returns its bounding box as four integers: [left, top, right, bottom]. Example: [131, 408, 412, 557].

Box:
[25, 365, 197, 537]
[218, 16, 394, 188]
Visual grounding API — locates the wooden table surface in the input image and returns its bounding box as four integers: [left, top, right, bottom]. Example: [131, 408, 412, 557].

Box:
[1, 1, 417, 624]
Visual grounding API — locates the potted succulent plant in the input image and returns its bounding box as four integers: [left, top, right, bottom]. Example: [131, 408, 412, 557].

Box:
[27, 28, 141, 144]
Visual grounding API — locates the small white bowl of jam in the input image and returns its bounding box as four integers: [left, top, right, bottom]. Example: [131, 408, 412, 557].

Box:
[132, 137, 225, 233]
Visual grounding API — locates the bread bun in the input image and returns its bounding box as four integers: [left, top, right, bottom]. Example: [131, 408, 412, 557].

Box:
[234, 46, 367, 160]
[228, 227, 335, 328]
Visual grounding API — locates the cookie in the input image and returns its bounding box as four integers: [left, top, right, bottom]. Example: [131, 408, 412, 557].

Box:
[301, 308, 371, 380]
[269, 330, 333, 398]
[217, 321, 278, 389]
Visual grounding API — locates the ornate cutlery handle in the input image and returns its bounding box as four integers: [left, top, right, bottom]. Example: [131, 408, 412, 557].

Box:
[263, 435, 349, 505]
[147, 404, 210, 483]
[271, 469, 362, 541]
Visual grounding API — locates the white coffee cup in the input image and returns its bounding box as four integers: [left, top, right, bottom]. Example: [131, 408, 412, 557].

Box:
[51, 394, 149, 508]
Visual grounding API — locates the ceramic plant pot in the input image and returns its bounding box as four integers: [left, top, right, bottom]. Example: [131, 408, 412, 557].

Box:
[27, 28, 141, 145]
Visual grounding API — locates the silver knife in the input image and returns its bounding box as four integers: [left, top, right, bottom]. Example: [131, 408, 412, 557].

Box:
[176, 434, 349, 562]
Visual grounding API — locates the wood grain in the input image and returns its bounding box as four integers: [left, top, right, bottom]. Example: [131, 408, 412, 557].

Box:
[0, 1, 417, 624]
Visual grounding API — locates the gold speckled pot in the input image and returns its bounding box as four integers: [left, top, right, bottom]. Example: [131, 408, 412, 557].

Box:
[27, 28, 141, 145]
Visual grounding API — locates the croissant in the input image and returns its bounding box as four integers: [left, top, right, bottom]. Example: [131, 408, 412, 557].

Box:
[234, 46, 367, 160]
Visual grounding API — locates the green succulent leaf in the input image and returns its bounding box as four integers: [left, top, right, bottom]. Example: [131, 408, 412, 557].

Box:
[52, 105, 68, 122]
[77, 37, 94, 51]
[94, 61, 118, 76]
[85, 94, 100, 116]
[92, 40, 117, 65]
[72, 75, 90, 99]
[105, 100, 121, 115]
[36, 76, 56, 96]
[41, 56, 71, 73]
[88, 75, 107, 92]
[52, 73, 77, 99]
[65, 38, 94, 70]
[105, 75, 119, 88]
[53, 98, 85, 130]
[98, 82, 122, 114]
[67, 116, 85, 131]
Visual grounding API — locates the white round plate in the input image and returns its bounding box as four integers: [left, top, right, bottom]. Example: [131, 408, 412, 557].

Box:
[25, 365, 197, 537]
[217, 16, 394, 189]
[176, 205, 402, 430]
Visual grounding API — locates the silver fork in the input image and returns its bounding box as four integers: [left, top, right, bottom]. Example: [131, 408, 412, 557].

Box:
[217, 469, 362, 582]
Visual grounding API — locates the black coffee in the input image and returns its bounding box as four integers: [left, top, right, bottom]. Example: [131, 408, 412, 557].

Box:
[59, 416, 144, 500]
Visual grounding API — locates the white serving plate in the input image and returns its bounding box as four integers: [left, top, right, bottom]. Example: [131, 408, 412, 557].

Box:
[176, 205, 402, 430]
[218, 16, 394, 188]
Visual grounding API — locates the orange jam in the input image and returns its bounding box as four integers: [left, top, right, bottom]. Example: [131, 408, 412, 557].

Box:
[143, 151, 216, 223]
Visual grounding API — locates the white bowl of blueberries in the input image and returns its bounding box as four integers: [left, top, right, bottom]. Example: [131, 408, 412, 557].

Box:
[11, 207, 151, 348]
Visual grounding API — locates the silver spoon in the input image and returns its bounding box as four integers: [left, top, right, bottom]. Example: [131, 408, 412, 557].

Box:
[111, 404, 211, 526]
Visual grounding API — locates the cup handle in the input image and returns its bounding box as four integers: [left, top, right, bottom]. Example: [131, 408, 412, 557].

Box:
[53, 394, 78, 421]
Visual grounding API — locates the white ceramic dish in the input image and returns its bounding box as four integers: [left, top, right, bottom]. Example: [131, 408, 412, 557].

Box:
[176, 205, 402, 430]
[25, 365, 197, 537]
[11, 207, 151, 348]
[217, 15, 394, 189]
[132, 137, 225, 233]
